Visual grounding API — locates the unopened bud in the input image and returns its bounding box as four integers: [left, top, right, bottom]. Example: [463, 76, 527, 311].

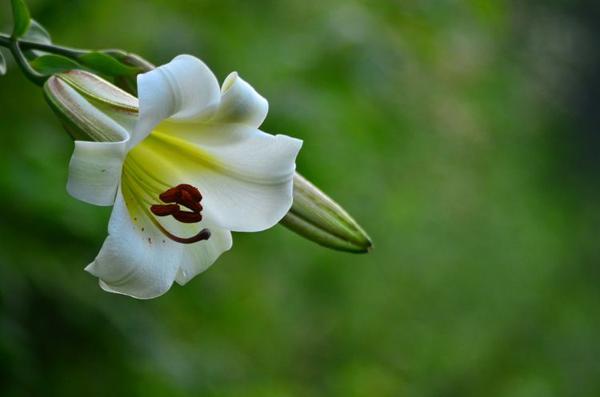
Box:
[281, 173, 373, 253]
[43, 70, 138, 142]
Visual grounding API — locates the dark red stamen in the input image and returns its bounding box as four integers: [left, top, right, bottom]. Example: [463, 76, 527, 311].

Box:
[179, 190, 202, 212]
[159, 186, 181, 203]
[172, 211, 203, 223]
[161, 228, 211, 244]
[179, 184, 202, 201]
[150, 184, 208, 244]
[150, 204, 180, 217]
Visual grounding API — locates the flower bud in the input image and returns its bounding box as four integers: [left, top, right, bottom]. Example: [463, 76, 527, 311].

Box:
[281, 173, 373, 253]
[43, 70, 138, 142]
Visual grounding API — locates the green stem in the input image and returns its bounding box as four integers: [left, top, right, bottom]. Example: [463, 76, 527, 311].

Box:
[0, 32, 92, 86]
[0, 32, 89, 58]
[9, 39, 45, 85]
[0, 34, 10, 48]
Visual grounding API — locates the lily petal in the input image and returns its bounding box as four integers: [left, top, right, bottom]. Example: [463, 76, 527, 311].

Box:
[148, 123, 303, 232]
[85, 188, 183, 299]
[176, 226, 232, 285]
[213, 72, 269, 128]
[133, 54, 221, 148]
[67, 141, 127, 206]
[48, 74, 135, 206]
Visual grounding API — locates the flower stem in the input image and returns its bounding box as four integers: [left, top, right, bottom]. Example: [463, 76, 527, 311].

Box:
[0, 34, 10, 48]
[0, 32, 92, 86]
[0, 35, 44, 85]
[0, 32, 89, 58]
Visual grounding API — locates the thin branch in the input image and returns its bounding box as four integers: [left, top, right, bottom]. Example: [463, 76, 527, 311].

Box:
[9, 40, 46, 85]
[0, 32, 89, 58]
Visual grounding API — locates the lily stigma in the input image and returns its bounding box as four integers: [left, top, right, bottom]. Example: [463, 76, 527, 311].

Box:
[46, 55, 302, 299]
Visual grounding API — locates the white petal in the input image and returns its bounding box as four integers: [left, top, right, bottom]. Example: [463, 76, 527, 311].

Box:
[213, 72, 269, 128]
[151, 124, 303, 232]
[176, 226, 232, 285]
[67, 141, 127, 206]
[133, 55, 221, 148]
[86, 170, 233, 298]
[85, 189, 183, 299]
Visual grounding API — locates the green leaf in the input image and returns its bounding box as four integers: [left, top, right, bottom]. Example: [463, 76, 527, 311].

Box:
[78, 52, 140, 77]
[0, 52, 6, 76]
[24, 19, 52, 44]
[22, 20, 53, 57]
[11, 0, 31, 38]
[30, 54, 81, 76]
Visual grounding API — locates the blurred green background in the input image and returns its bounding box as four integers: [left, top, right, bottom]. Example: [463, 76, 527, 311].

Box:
[1, 0, 600, 396]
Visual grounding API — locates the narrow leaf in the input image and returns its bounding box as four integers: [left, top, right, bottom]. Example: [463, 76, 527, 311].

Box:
[22, 20, 53, 57]
[104, 50, 155, 72]
[11, 0, 31, 38]
[0, 52, 7, 76]
[24, 19, 52, 44]
[105, 51, 155, 95]
[78, 52, 140, 77]
[30, 54, 80, 76]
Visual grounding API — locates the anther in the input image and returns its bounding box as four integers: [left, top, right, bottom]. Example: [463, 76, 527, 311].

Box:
[159, 184, 203, 204]
[159, 186, 181, 203]
[150, 204, 180, 217]
[172, 211, 203, 223]
[179, 190, 202, 212]
[178, 184, 202, 201]
[150, 183, 207, 244]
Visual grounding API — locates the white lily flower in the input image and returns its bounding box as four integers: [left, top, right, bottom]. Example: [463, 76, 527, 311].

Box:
[46, 55, 302, 299]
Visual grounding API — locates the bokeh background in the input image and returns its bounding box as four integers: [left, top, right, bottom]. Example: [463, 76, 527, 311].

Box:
[1, 0, 600, 396]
